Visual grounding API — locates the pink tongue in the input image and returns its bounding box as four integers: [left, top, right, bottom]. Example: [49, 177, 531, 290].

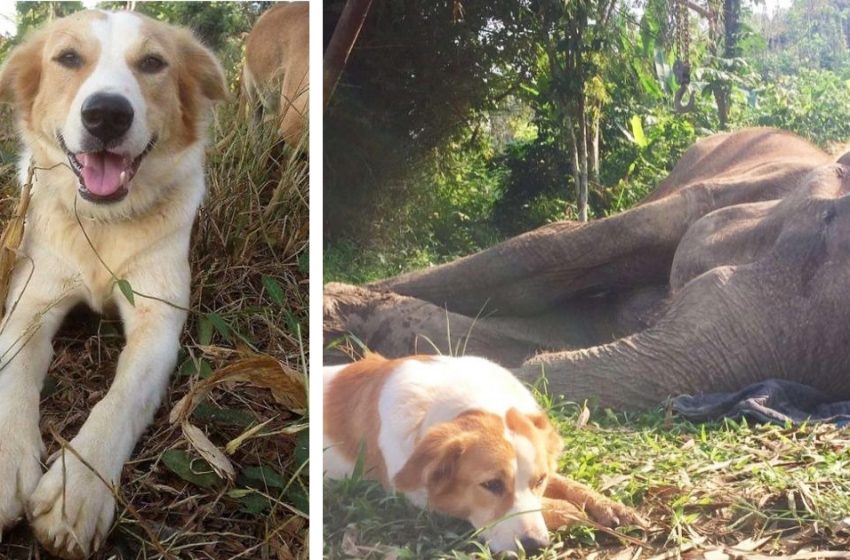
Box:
[80, 152, 127, 196]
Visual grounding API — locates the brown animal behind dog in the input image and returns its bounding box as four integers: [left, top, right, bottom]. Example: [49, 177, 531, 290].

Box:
[242, 2, 309, 143]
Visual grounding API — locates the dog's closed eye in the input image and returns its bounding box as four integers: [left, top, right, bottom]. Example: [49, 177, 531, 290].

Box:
[480, 479, 505, 496]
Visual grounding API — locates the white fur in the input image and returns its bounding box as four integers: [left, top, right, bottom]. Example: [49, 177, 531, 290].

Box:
[323, 355, 550, 554]
[483, 434, 549, 551]
[376, 356, 540, 483]
[62, 12, 151, 158]
[0, 11, 214, 558]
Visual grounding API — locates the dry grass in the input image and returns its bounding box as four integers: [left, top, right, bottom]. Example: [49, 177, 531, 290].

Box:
[0, 83, 308, 559]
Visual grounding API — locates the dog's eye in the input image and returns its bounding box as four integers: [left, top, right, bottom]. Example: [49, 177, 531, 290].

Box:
[138, 55, 167, 74]
[534, 474, 547, 489]
[480, 479, 505, 496]
[54, 49, 83, 69]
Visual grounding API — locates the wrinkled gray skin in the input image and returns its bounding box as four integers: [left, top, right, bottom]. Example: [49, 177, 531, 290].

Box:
[324, 128, 850, 410]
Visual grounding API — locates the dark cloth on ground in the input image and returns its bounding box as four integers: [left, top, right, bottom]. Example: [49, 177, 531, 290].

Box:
[672, 379, 850, 427]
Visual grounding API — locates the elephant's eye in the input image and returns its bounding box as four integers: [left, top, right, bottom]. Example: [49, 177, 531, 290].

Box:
[480, 479, 505, 496]
[533, 474, 547, 489]
[54, 49, 83, 69]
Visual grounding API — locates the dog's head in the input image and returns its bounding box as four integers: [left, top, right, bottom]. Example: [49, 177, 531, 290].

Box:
[0, 10, 226, 208]
[394, 407, 564, 554]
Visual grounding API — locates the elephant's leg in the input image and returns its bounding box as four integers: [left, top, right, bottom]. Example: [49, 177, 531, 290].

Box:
[518, 261, 850, 411]
[373, 199, 685, 317]
[374, 169, 815, 317]
[323, 283, 542, 366]
[515, 268, 759, 410]
[324, 281, 672, 364]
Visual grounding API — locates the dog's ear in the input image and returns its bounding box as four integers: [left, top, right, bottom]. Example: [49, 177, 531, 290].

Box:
[533, 413, 564, 471]
[394, 425, 466, 495]
[0, 31, 46, 114]
[177, 30, 228, 103]
[507, 408, 564, 472]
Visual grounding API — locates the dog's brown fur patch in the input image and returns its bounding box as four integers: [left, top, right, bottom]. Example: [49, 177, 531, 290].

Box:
[324, 354, 434, 485]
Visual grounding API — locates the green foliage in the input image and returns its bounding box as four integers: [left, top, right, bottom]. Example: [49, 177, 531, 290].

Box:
[414, 135, 503, 257]
[324, 0, 534, 241]
[322, 0, 850, 284]
[738, 69, 850, 148]
[14, 2, 83, 37]
[601, 112, 698, 214]
[744, 0, 850, 77]
[491, 137, 571, 237]
[325, 126, 505, 283]
[324, 239, 438, 284]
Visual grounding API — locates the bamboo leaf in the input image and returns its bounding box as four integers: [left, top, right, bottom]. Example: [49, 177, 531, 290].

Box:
[630, 115, 648, 148]
[117, 279, 135, 306]
[207, 312, 232, 342]
[262, 275, 286, 305]
[161, 449, 223, 490]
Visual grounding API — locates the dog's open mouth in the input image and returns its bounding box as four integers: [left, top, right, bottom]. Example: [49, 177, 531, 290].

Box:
[58, 135, 156, 203]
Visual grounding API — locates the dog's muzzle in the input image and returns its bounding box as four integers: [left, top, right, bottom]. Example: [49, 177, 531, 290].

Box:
[59, 133, 156, 204]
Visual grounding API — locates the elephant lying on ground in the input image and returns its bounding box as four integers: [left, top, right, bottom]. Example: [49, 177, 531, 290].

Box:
[324, 128, 850, 410]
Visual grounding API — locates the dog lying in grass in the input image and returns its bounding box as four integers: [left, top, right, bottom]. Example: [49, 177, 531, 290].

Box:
[0, 9, 225, 559]
[324, 354, 646, 554]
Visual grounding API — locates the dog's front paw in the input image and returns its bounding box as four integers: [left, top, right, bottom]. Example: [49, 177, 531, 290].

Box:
[545, 474, 647, 529]
[583, 494, 647, 529]
[27, 453, 115, 560]
[0, 434, 43, 531]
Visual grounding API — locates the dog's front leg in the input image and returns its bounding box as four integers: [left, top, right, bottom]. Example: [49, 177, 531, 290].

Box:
[28, 267, 189, 559]
[544, 474, 647, 529]
[0, 260, 80, 532]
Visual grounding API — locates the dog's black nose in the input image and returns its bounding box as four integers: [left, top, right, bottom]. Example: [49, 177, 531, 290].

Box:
[81, 93, 134, 144]
[519, 536, 546, 553]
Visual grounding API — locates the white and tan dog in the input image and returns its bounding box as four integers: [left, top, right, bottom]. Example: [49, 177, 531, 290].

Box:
[0, 10, 226, 558]
[324, 354, 645, 554]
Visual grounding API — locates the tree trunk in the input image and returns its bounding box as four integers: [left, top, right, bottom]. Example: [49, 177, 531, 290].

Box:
[568, 119, 581, 219]
[590, 113, 600, 186]
[577, 99, 589, 222]
[324, 0, 374, 107]
[714, 0, 740, 129]
[714, 88, 730, 130]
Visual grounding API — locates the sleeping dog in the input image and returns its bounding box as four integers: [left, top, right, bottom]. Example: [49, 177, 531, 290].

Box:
[324, 354, 645, 554]
[0, 9, 226, 559]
